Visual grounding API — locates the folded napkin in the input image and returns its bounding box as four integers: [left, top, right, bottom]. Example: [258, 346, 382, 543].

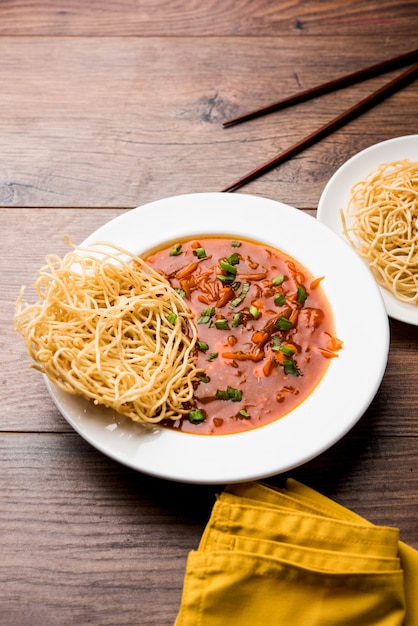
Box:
[175, 479, 418, 626]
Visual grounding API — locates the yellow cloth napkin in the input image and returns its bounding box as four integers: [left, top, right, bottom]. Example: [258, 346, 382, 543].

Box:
[175, 479, 418, 626]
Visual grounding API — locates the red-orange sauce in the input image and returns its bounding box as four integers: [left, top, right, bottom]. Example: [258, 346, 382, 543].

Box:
[146, 237, 342, 435]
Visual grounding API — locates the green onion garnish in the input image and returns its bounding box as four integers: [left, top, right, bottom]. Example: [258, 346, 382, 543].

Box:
[216, 387, 243, 402]
[189, 409, 205, 423]
[230, 282, 250, 308]
[198, 373, 210, 383]
[274, 294, 286, 306]
[283, 359, 302, 376]
[272, 275, 285, 285]
[280, 345, 296, 356]
[232, 313, 241, 328]
[275, 317, 293, 331]
[208, 352, 218, 361]
[198, 307, 215, 324]
[271, 336, 282, 351]
[215, 318, 229, 330]
[167, 312, 177, 324]
[197, 341, 209, 351]
[193, 247, 207, 259]
[297, 285, 308, 305]
[230, 241, 242, 248]
[227, 387, 242, 402]
[175, 288, 186, 298]
[250, 305, 260, 319]
[225, 252, 240, 266]
[216, 273, 234, 283]
[219, 260, 237, 275]
[237, 409, 250, 419]
[169, 244, 182, 256]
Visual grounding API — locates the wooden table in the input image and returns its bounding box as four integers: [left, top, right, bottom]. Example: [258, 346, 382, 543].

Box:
[1, 2, 418, 624]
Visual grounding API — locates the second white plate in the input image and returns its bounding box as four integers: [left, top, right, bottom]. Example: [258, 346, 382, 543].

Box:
[317, 134, 418, 326]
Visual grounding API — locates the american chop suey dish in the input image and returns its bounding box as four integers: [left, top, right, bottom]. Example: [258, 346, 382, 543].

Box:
[14, 236, 342, 436]
[146, 237, 342, 435]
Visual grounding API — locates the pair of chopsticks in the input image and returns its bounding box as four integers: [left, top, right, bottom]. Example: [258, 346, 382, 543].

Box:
[221, 48, 418, 193]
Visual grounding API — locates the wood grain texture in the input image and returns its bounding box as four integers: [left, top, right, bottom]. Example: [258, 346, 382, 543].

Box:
[0, 0, 417, 36]
[1, 2, 418, 623]
[0, 431, 417, 625]
[0, 37, 417, 208]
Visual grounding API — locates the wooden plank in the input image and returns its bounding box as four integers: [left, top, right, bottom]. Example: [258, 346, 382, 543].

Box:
[0, 433, 213, 626]
[0, 37, 416, 208]
[0, 0, 416, 36]
[0, 432, 416, 625]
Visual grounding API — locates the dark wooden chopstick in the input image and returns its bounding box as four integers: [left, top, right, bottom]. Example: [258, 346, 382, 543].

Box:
[223, 48, 418, 128]
[221, 62, 418, 193]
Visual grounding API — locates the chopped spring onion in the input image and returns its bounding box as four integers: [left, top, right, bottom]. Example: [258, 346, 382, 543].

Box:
[274, 294, 286, 306]
[169, 244, 182, 256]
[232, 313, 241, 328]
[193, 247, 207, 259]
[250, 305, 260, 319]
[280, 345, 296, 356]
[271, 336, 282, 351]
[237, 409, 250, 419]
[230, 282, 250, 308]
[198, 307, 215, 324]
[219, 260, 237, 275]
[216, 273, 234, 283]
[189, 408, 205, 423]
[216, 387, 243, 402]
[283, 359, 302, 376]
[208, 352, 218, 361]
[275, 317, 293, 331]
[167, 312, 177, 324]
[197, 341, 209, 351]
[230, 241, 242, 248]
[272, 275, 285, 285]
[175, 288, 186, 298]
[225, 252, 240, 266]
[297, 285, 308, 305]
[198, 373, 210, 383]
[215, 318, 229, 330]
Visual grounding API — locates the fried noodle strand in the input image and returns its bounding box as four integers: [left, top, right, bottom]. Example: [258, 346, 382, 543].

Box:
[14, 241, 202, 423]
[341, 159, 418, 304]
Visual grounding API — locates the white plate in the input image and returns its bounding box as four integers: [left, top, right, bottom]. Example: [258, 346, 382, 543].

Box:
[45, 192, 389, 484]
[317, 135, 418, 326]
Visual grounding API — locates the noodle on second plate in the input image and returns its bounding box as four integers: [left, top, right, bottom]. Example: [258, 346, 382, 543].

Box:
[14, 242, 202, 423]
[341, 159, 418, 304]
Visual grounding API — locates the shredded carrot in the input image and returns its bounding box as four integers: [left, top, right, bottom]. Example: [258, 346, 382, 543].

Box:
[324, 333, 344, 351]
[176, 262, 199, 280]
[273, 350, 286, 365]
[317, 347, 339, 358]
[216, 286, 234, 308]
[310, 276, 325, 290]
[180, 278, 192, 299]
[251, 331, 269, 345]
[289, 308, 299, 326]
[238, 272, 267, 281]
[197, 294, 212, 305]
[262, 350, 275, 376]
[222, 351, 264, 362]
